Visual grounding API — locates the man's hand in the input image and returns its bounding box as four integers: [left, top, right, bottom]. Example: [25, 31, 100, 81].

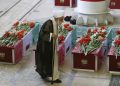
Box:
[52, 33, 57, 39]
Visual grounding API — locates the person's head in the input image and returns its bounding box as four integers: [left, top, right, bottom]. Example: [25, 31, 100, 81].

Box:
[53, 10, 64, 25]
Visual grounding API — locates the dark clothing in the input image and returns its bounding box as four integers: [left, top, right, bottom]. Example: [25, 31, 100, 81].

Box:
[35, 19, 54, 78]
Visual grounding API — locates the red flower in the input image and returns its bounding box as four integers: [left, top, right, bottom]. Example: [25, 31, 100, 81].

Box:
[115, 39, 120, 45]
[16, 30, 25, 40]
[58, 35, 65, 43]
[13, 21, 19, 26]
[85, 34, 90, 38]
[116, 30, 120, 35]
[64, 24, 69, 28]
[66, 27, 73, 31]
[28, 21, 35, 28]
[84, 37, 91, 44]
[79, 38, 84, 44]
[17, 33, 24, 40]
[79, 36, 91, 45]
[100, 26, 106, 30]
[16, 30, 25, 35]
[93, 28, 97, 33]
[3, 31, 9, 38]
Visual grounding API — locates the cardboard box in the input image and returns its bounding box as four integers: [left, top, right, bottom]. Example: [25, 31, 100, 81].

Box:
[72, 43, 106, 71]
[55, 0, 77, 8]
[0, 40, 23, 64]
[108, 46, 120, 72]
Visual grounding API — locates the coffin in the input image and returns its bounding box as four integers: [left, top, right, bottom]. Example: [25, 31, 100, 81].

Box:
[0, 40, 23, 64]
[22, 22, 40, 56]
[55, 0, 77, 8]
[72, 43, 106, 71]
[108, 46, 120, 72]
[80, 0, 105, 2]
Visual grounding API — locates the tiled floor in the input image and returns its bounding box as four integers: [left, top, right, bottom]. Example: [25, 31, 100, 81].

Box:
[0, 44, 111, 86]
[0, 0, 116, 86]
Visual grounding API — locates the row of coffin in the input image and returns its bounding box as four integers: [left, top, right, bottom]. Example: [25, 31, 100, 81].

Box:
[0, 22, 74, 64]
[72, 26, 120, 73]
[0, 23, 119, 73]
[0, 22, 40, 64]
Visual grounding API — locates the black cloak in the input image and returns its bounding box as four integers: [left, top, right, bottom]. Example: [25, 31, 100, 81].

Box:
[35, 19, 54, 78]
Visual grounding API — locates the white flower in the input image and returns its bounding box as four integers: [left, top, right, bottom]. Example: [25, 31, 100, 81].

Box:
[90, 35, 94, 39]
[93, 32, 98, 37]
[91, 29, 94, 33]
[116, 35, 119, 39]
[97, 27, 101, 31]
[102, 30, 106, 32]
[112, 41, 115, 46]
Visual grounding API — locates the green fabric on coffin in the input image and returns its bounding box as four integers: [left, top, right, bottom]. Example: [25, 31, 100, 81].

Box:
[75, 26, 112, 47]
[71, 25, 77, 47]
[31, 22, 40, 44]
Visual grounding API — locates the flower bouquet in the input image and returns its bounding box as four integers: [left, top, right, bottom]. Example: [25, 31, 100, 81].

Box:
[0, 21, 35, 47]
[79, 26, 107, 55]
[112, 30, 120, 56]
[107, 30, 120, 72]
[0, 21, 35, 63]
[58, 23, 73, 44]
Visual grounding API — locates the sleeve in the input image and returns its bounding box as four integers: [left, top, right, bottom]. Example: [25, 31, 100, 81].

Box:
[42, 20, 53, 42]
[49, 33, 53, 42]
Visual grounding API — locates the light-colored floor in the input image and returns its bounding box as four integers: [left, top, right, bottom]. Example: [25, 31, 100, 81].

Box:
[0, 0, 115, 86]
[0, 44, 111, 86]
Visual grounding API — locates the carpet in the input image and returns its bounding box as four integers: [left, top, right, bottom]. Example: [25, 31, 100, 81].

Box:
[109, 75, 120, 86]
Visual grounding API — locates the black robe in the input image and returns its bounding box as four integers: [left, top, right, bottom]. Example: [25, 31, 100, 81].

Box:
[35, 19, 54, 78]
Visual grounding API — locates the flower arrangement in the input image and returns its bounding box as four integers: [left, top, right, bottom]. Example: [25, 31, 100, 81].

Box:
[79, 26, 107, 55]
[112, 30, 120, 55]
[0, 21, 35, 47]
[58, 23, 73, 44]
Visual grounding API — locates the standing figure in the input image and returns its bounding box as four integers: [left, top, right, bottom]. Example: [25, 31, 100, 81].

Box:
[35, 10, 64, 83]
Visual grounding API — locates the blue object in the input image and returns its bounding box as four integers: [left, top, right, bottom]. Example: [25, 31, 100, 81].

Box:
[32, 22, 40, 44]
